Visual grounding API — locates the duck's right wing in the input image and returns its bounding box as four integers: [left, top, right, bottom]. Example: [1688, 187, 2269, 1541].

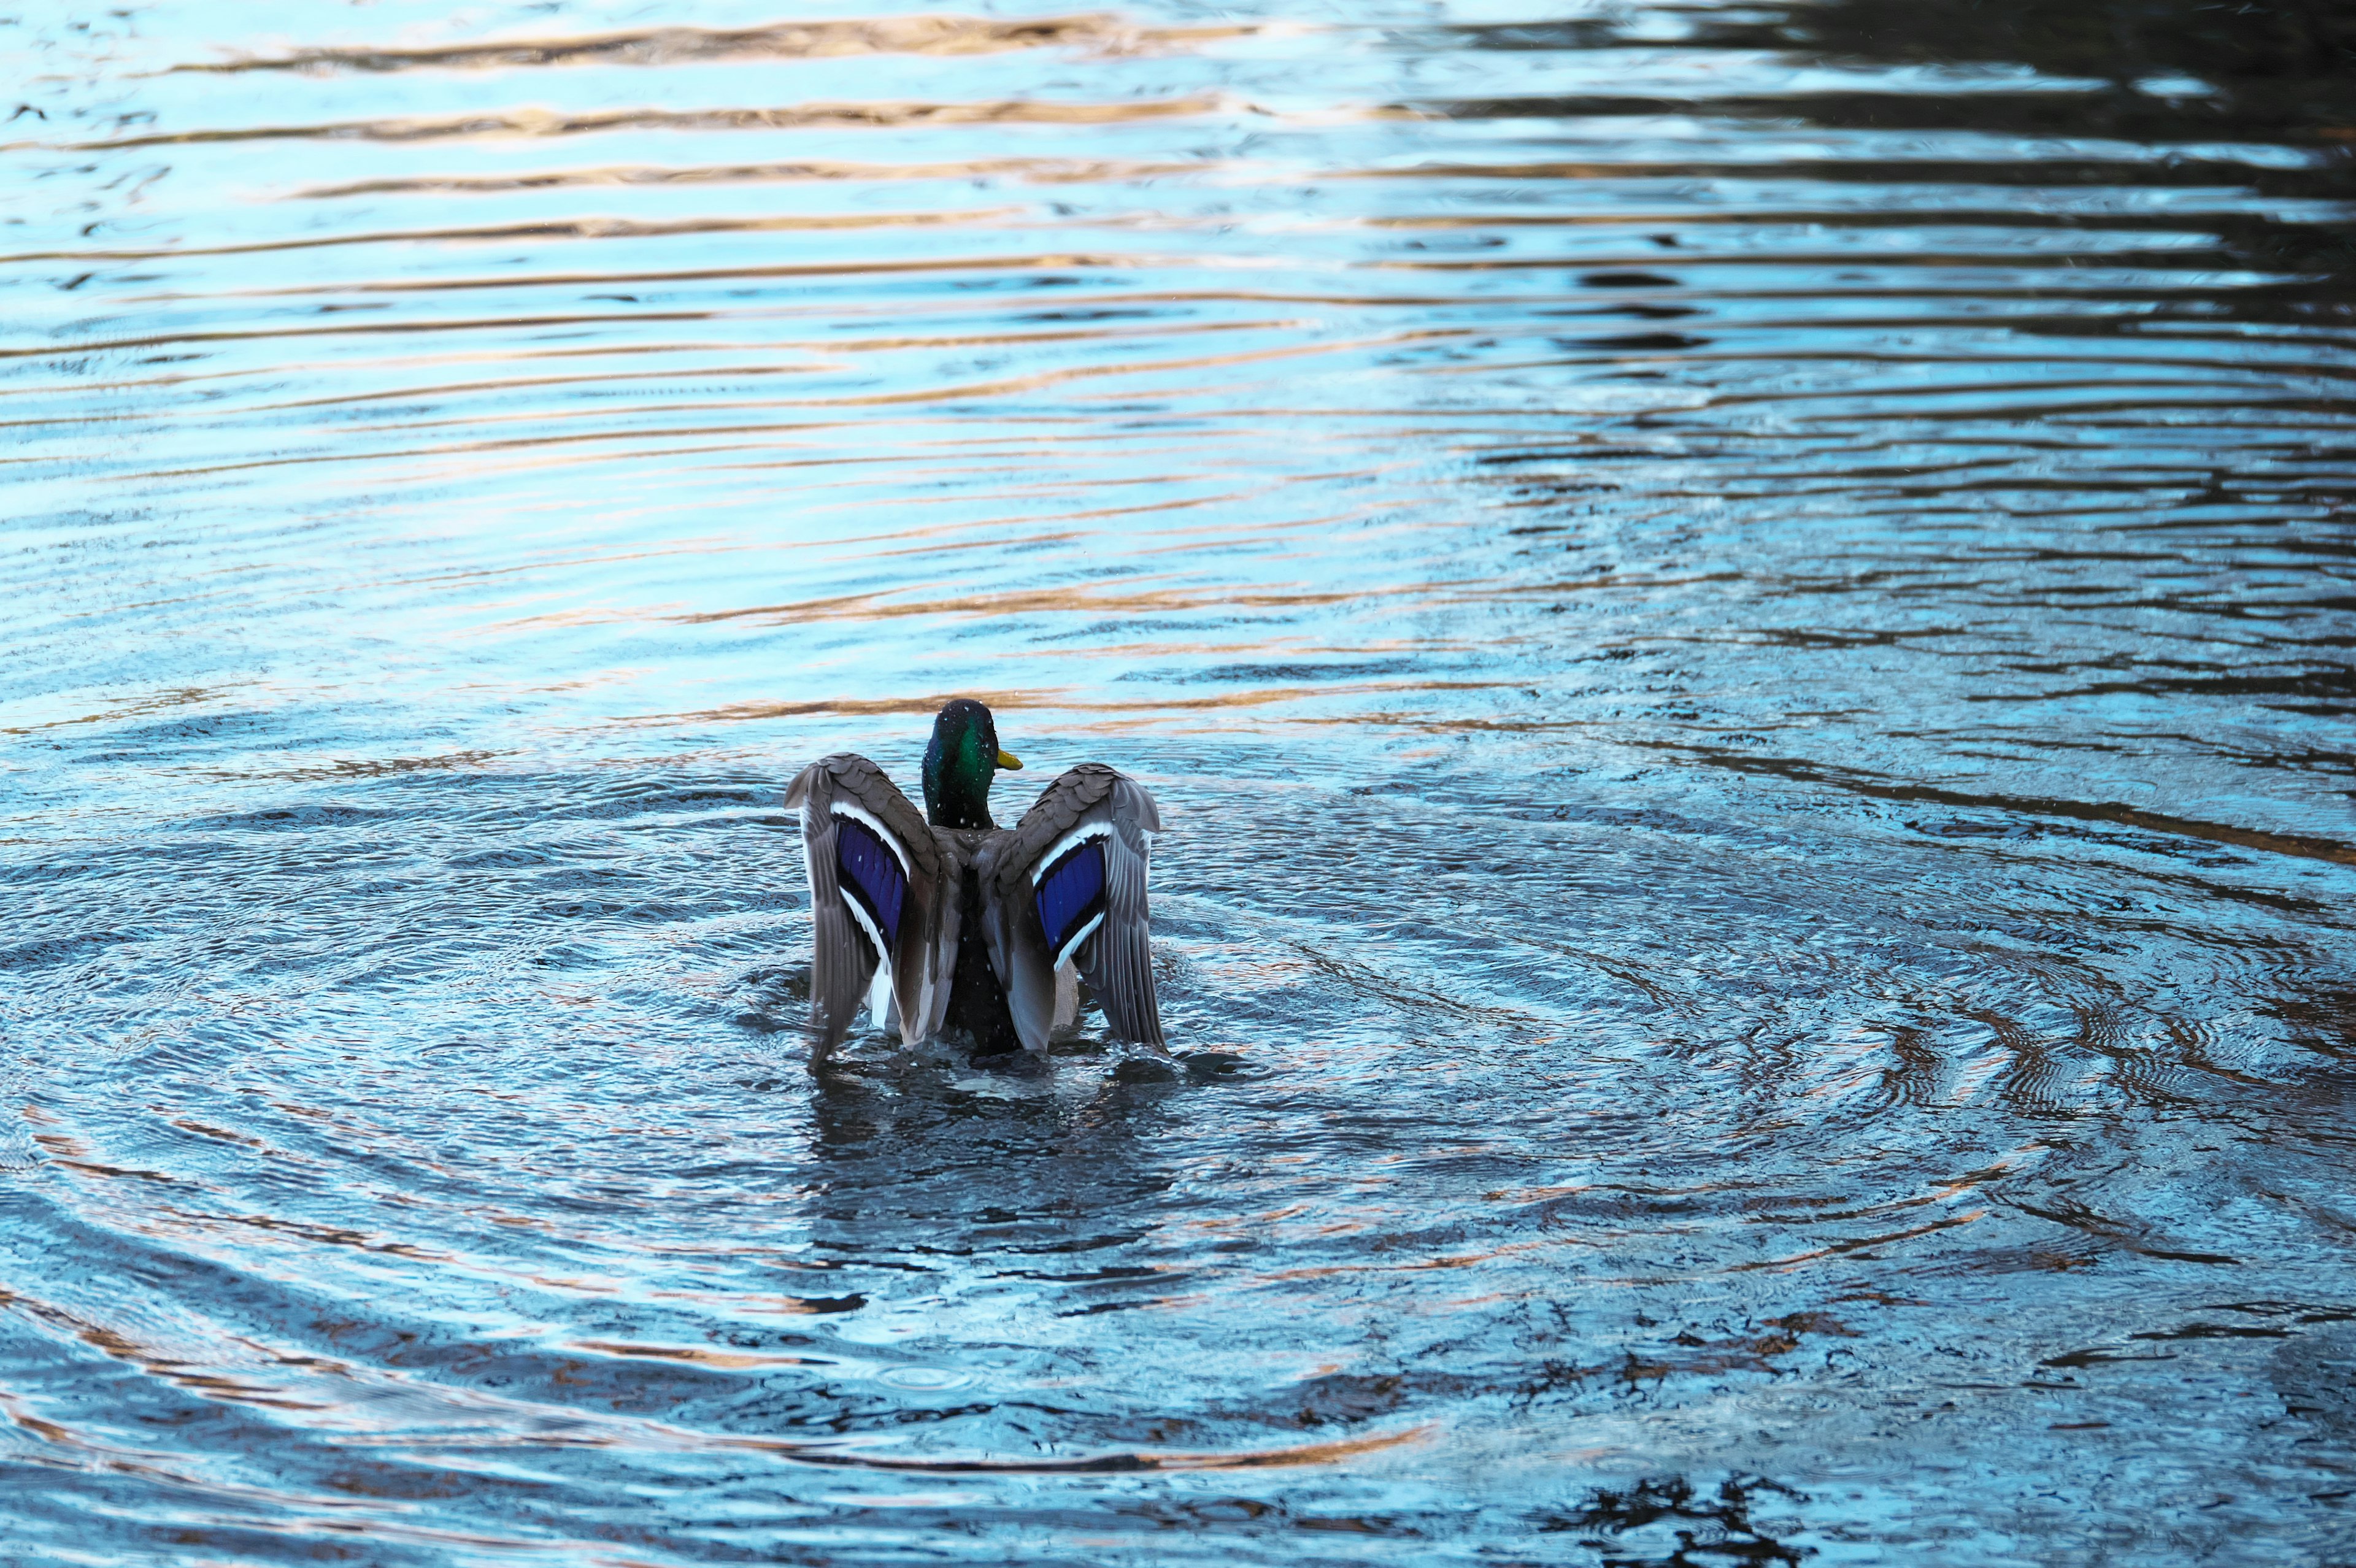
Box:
[784, 754, 958, 1057]
[979, 763, 1163, 1055]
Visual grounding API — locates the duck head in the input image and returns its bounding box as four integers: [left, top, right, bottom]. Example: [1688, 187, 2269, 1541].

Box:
[921, 698, 1022, 829]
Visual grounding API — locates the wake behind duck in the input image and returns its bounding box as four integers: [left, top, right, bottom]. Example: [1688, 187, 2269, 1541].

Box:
[786, 698, 1163, 1062]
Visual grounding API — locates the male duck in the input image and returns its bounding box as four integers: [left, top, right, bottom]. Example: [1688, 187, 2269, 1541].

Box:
[785, 698, 1163, 1060]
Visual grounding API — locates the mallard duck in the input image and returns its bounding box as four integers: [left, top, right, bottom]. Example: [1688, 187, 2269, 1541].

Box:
[784, 698, 1163, 1061]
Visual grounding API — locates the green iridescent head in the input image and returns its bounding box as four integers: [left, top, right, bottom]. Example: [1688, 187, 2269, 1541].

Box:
[921, 698, 1022, 830]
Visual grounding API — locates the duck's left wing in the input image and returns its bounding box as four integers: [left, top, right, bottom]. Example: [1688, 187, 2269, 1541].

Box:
[979, 763, 1163, 1053]
[784, 754, 957, 1058]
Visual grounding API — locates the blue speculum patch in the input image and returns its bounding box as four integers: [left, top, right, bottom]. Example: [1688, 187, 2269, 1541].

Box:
[1034, 839, 1107, 959]
[834, 817, 905, 951]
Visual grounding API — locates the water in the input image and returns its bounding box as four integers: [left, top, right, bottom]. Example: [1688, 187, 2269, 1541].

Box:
[3, 1, 2354, 1561]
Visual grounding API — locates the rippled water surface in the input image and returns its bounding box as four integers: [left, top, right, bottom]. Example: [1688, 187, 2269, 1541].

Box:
[5, 1, 2356, 1561]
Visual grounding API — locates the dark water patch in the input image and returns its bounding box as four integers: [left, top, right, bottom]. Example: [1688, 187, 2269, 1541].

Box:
[1536, 1474, 1813, 1566]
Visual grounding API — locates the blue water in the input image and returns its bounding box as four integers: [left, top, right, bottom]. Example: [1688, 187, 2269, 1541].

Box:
[4, 1, 2354, 1562]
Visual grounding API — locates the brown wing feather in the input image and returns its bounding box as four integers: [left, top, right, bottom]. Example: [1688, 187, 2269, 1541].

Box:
[979, 764, 1163, 1053]
[785, 754, 956, 1059]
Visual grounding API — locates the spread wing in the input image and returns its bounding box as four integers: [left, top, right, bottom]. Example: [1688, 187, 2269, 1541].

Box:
[978, 763, 1163, 1053]
[783, 754, 958, 1057]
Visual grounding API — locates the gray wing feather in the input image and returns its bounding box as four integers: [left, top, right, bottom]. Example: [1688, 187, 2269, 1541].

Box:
[979, 764, 1163, 1054]
[1085, 773, 1163, 1047]
[785, 755, 956, 1058]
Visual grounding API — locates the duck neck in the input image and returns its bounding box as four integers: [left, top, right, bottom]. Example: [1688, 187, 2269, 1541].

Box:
[923, 728, 996, 830]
